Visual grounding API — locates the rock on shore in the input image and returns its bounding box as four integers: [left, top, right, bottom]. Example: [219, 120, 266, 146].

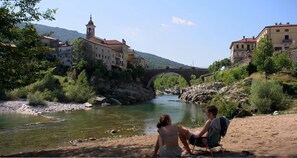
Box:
[179, 78, 251, 105]
[0, 100, 87, 115]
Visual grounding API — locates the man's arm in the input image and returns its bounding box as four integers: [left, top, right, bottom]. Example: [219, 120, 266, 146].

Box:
[197, 120, 211, 137]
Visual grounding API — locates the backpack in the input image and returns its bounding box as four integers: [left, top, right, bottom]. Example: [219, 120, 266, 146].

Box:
[219, 116, 230, 137]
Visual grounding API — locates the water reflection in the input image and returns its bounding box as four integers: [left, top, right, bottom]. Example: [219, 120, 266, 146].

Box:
[0, 95, 205, 155]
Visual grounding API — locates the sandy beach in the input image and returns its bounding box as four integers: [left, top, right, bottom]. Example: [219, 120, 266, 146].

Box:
[6, 114, 297, 157]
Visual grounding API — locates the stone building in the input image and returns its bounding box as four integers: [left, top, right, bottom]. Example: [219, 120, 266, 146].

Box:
[41, 36, 72, 67]
[128, 49, 147, 68]
[230, 23, 297, 64]
[256, 23, 297, 51]
[230, 36, 256, 64]
[81, 16, 129, 70]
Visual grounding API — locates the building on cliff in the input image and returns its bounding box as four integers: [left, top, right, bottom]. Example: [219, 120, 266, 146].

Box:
[79, 15, 130, 70]
[230, 22, 297, 64]
[230, 36, 256, 64]
[128, 49, 147, 68]
[41, 36, 72, 66]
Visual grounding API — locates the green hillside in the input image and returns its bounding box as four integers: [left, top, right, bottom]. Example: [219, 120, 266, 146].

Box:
[18, 23, 85, 42]
[134, 51, 192, 69]
[19, 23, 193, 69]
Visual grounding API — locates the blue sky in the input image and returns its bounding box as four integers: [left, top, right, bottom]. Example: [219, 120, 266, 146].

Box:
[36, 0, 297, 68]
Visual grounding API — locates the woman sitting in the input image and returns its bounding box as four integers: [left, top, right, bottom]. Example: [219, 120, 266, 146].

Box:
[152, 114, 191, 157]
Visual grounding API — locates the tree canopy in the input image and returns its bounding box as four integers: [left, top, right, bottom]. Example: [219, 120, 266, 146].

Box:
[0, 0, 56, 97]
[252, 35, 275, 78]
[208, 58, 231, 73]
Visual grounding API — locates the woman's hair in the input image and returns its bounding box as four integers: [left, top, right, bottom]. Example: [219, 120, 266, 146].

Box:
[206, 105, 218, 116]
[156, 114, 170, 128]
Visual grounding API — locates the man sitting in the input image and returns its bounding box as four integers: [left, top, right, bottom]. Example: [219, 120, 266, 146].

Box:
[179, 105, 222, 155]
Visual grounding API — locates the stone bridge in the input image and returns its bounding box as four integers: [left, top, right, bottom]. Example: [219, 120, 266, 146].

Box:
[142, 68, 210, 87]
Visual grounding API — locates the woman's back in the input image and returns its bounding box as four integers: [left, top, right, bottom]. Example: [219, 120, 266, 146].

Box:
[158, 124, 181, 157]
[158, 124, 179, 147]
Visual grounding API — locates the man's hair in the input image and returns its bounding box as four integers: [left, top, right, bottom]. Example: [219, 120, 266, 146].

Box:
[206, 105, 218, 116]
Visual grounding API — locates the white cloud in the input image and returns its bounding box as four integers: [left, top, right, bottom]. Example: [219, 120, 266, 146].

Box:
[172, 16, 195, 26]
[161, 24, 169, 27]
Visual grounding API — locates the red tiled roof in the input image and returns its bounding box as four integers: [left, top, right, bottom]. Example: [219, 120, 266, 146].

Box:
[230, 38, 256, 49]
[233, 38, 256, 43]
[102, 40, 123, 45]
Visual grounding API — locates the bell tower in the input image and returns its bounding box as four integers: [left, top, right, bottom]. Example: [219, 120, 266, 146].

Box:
[86, 15, 96, 39]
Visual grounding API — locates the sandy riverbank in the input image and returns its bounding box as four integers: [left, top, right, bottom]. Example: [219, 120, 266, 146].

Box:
[6, 114, 297, 157]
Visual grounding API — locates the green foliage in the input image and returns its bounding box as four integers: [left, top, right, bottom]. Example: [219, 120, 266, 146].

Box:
[7, 73, 62, 100]
[154, 73, 188, 91]
[252, 35, 275, 78]
[153, 73, 188, 89]
[134, 51, 191, 69]
[72, 38, 86, 63]
[208, 58, 231, 73]
[213, 66, 248, 84]
[190, 74, 204, 85]
[63, 70, 94, 103]
[249, 79, 291, 114]
[282, 82, 297, 96]
[0, 0, 56, 98]
[210, 94, 238, 119]
[290, 61, 297, 77]
[27, 91, 47, 106]
[6, 87, 28, 99]
[273, 52, 292, 71]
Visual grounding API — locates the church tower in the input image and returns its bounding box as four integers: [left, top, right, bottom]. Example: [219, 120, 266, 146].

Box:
[86, 15, 96, 39]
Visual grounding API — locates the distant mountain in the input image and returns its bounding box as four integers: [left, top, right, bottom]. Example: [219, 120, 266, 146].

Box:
[134, 51, 192, 69]
[18, 23, 85, 42]
[19, 23, 192, 69]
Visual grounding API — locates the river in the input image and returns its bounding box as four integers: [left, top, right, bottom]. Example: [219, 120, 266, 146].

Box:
[0, 95, 206, 155]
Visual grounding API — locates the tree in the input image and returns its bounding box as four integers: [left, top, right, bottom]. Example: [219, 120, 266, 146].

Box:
[0, 0, 56, 98]
[72, 38, 86, 63]
[252, 35, 275, 79]
[273, 52, 292, 71]
[290, 61, 297, 77]
[208, 58, 231, 73]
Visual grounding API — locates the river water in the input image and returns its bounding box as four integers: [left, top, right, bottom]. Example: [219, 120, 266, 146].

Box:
[0, 95, 206, 155]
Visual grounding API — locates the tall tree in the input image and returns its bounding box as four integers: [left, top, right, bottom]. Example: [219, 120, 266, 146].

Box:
[252, 35, 275, 79]
[0, 0, 56, 97]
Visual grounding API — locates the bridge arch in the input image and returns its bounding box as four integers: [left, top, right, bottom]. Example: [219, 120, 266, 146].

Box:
[142, 68, 209, 88]
[146, 72, 190, 89]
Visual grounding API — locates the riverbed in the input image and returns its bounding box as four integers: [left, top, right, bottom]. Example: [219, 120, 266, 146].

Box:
[0, 95, 206, 155]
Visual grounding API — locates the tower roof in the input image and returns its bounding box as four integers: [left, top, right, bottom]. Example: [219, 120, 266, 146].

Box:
[86, 15, 95, 26]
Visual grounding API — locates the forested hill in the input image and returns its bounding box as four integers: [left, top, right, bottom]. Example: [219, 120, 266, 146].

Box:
[18, 23, 85, 42]
[134, 51, 192, 69]
[19, 23, 193, 69]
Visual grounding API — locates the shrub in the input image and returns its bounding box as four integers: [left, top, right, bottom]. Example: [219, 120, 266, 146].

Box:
[7, 87, 28, 99]
[291, 61, 297, 77]
[210, 95, 238, 119]
[214, 66, 248, 84]
[249, 79, 291, 114]
[27, 91, 47, 106]
[63, 70, 94, 103]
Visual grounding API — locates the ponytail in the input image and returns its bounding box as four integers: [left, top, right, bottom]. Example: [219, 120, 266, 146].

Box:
[156, 114, 170, 128]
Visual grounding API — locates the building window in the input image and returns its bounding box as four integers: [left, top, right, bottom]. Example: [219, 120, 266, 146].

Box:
[241, 45, 244, 49]
[247, 44, 250, 50]
[236, 45, 239, 49]
[285, 29, 289, 32]
[285, 35, 289, 40]
[276, 29, 280, 32]
[102, 49, 104, 53]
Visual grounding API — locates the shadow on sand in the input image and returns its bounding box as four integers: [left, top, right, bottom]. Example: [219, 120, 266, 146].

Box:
[4, 144, 297, 157]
